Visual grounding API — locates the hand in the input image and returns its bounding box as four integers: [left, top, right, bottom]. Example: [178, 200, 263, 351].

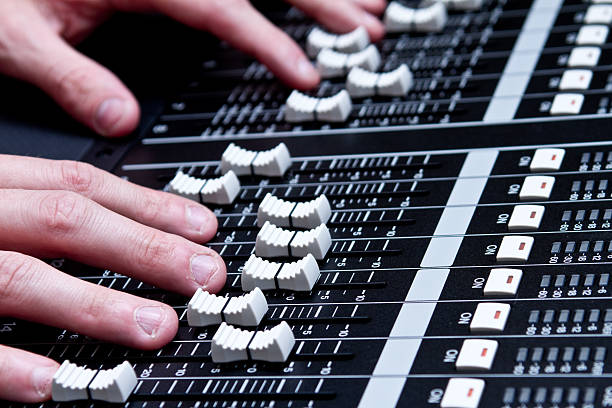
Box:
[0, 0, 385, 137]
[0, 154, 226, 402]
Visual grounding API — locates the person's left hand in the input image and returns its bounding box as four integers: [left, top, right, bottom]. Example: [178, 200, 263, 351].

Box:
[0, 0, 386, 137]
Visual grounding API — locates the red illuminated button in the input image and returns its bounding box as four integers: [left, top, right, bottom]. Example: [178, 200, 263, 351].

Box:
[440, 378, 486, 408]
[550, 93, 584, 116]
[496, 236, 534, 263]
[568, 47, 601, 67]
[519, 176, 555, 201]
[470, 303, 511, 333]
[530, 148, 566, 172]
[456, 339, 499, 371]
[508, 205, 545, 231]
[484, 268, 523, 296]
[559, 70, 593, 91]
[576, 25, 609, 45]
[585, 5, 612, 24]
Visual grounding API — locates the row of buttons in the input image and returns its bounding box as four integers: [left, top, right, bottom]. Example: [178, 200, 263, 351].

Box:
[515, 346, 606, 363]
[540, 272, 609, 287]
[528, 308, 612, 324]
[549, 4, 612, 115]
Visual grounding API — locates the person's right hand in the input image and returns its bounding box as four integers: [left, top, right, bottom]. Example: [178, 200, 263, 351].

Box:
[0, 154, 227, 403]
[0, 0, 386, 137]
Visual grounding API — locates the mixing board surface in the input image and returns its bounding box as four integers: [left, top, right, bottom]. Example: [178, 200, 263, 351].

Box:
[6, 0, 612, 407]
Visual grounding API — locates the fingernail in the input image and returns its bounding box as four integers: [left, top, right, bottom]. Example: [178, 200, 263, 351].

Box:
[190, 254, 219, 287]
[297, 58, 318, 80]
[95, 98, 125, 135]
[32, 365, 57, 398]
[135, 306, 166, 338]
[186, 205, 213, 234]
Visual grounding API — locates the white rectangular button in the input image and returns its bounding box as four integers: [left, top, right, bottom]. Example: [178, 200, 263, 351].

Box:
[508, 205, 545, 231]
[484, 268, 523, 296]
[576, 25, 609, 45]
[441, 378, 485, 408]
[568, 47, 601, 67]
[559, 70, 593, 90]
[585, 5, 612, 24]
[530, 148, 565, 171]
[519, 176, 555, 201]
[470, 303, 511, 333]
[456, 339, 499, 371]
[550, 93, 584, 115]
[496, 236, 534, 263]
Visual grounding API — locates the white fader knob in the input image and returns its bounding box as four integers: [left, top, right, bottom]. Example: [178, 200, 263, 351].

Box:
[248, 321, 296, 363]
[88, 361, 138, 403]
[285, 90, 353, 123]
[52, 361, 98, 401]
[187, 288, 268, 327]
[221, 143, 292, 177]
[384, 2, 448, 33]
[316, 45, 381, 78]
[257, 193, 332, 228]
[276, 253, 321, 292]
[167, 170, 241, 205]
[187, 288, 227, 327]
[200, 171, 241, 205]
[305, 26, 370, 58]
[224, 287, 269, 327]
[211, 322, 253, 363]
[346, 65, 413, 98]
[211, 322, 295, 363]
[167, 171, 206, 202]
[241, 254, 321, 292]
[256, 221, 332, 260]
[241, 255, 281, 291]
[52, 361, 138, 403]
[437, 0, 483, 11]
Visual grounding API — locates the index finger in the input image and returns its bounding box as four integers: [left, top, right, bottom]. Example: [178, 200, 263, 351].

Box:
[139, 0, 320, 90]
[0, 155, 217, 244]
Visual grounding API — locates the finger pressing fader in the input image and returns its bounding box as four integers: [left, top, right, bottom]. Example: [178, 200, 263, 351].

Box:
[305, 26, 370, 58]
[256, 221, 332, 260]
[257, 193, 332, 229]
[221, 143, 292, 177]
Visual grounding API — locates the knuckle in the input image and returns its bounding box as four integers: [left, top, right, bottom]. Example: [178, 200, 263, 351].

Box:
[0, 347, 9, 382]
[49, 64, 95, 108]
[37, 191, 88, 234]
[56, 160, 97, 194]
[201, 0, 249, 21]
[136, 231, 177, 271]
[138, 191, 166, 225]
[0, 252, 36, 303]
[79, 289, 113, 325]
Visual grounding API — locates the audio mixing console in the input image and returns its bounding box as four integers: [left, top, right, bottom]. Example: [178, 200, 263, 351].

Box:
[7, 0, 612, 407]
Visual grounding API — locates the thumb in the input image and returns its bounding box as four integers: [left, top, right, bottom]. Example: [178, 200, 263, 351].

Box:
[0, 5, 139, 137]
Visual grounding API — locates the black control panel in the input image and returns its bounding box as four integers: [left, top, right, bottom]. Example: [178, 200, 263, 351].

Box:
[6, 0, 612, 407]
